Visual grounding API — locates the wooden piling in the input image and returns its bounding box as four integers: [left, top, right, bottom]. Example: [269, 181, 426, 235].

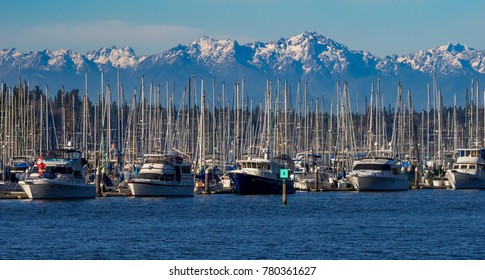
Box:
[314, 168, 319, 191]
[95, 166, 101, 196]
[415, 167, 419, 189]
[204, 168, 210, 194]
[282, 178, 287, 205]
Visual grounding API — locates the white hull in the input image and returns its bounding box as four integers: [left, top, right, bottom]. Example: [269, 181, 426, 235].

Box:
[350, 175, 408, 191]
[127, 180, 194, 196]
[445, 171, 485, 189]
[19, 180, 96, 199]
[349, 153, 408, 191]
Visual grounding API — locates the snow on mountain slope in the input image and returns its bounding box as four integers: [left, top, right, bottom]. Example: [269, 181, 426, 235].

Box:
[396, 43, 485, 75]
[85, 47, 144, 69]
[0, 32, 483, 109]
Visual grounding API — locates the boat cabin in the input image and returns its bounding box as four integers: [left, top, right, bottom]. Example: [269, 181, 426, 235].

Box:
[456, 148, 485, 159]
[238, 161, 273, 171]
[137, 154, 192, 182]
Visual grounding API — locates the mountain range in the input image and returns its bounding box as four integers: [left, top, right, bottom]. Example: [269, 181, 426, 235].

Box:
[1, 31, 484, 109]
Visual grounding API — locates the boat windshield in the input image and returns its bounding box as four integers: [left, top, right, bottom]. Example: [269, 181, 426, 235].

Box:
[240, 162, 272, 170]
[145, 155, 173, 164]
[46, 166, 73, 174]
[44, 149, 82, 160]
[457, 149, 485, 159]
[353, 164, 391, 171]
[137, 173, 174, 181]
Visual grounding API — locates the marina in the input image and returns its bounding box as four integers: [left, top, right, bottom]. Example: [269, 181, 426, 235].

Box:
[2, 2, 485, 276]
[0, 73, 484, 198]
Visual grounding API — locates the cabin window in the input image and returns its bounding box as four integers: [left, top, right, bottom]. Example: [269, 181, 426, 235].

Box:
[162, 175, 174, 181]
[73, 171, 82, 178]
[138, 173, 166, 180]
[48, 167, 68, 174]
[176, 167, 181, 181]
[469, 165, 476, 170]
[459, 165, 467, 170]
[181, 166, 191, 174]
[453, 164, 459, 169]
[145, 156, 172, 164]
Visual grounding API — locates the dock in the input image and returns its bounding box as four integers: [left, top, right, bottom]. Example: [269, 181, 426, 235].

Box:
[0, 191, 28, 199]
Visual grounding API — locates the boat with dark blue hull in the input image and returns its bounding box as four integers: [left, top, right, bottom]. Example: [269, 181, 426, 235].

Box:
[226, 157, 295, 195]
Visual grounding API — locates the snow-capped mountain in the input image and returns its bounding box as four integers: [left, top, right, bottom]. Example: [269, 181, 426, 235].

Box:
[0, 31, 483, 108]
[396, 43, 485, 75]
[86, 47, 144, 69]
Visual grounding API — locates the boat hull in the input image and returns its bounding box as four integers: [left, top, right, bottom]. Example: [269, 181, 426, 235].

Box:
[19, 180, 96, 199]
[0, 181, 21, 192]
[445, 171, 485, 189]
[349, 175, 408, 191]
[228, 172, 295, 195]
[127, 180, 194, 196]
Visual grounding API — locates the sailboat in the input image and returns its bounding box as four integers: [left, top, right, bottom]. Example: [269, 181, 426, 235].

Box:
[224, 78, 295, 195]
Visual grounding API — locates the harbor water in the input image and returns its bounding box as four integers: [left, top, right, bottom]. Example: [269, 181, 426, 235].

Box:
[1, 189, 484, 260]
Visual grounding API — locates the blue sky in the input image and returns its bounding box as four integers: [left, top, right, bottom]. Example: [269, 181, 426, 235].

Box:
[1, 0, 484, 57]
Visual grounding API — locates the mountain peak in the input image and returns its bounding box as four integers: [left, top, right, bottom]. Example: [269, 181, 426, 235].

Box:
[191, 36, 236, 49]
[439, 42, 470, 53]
[188, 36, 238, 65]
[85, 46, 142, 68]
[0, 33, 483, 110]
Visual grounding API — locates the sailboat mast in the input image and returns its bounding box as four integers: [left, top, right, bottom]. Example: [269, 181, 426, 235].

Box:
[284, 81, 288, 156]
[132, 87, 137, 167]
[212, 77, 216, 167]
[83, 71, 88, 156]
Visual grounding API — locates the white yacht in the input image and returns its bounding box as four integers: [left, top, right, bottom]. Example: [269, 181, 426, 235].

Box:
[18, 149, 95, 199]
[445, 148, 485, 189]
[126, 154, 194, 196]
[349, 151, 408, 191]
